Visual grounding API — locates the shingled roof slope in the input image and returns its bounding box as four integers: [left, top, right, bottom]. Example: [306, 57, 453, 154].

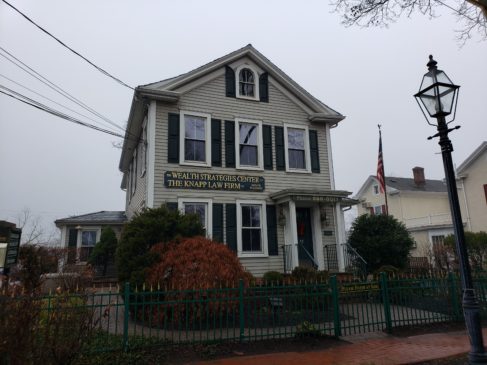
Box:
[385, 176, 447, 193]
[55, 211, 127, 225]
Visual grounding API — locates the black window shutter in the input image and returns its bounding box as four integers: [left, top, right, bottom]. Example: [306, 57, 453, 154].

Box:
[166, 202, 178, 211]
[225, 204, 237, 253]
[309, 130, 320, 173]
[167, 113, 180, 163]
[266, 205, 278, 256]
[68, 229, 77, 248]
[259, 72, 269, 102]
[68, 228, 78, 263]
[225, 66, 236, 98]
[211, 119, 222, 167]
[212, 203, 223, 243]
[275, 126, 285, 171]
[263, 124, 273, 170]
[225, 120, 235, 168]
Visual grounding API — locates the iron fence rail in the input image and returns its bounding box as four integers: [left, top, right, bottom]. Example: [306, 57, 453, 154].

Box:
[5, 273, 487, 353]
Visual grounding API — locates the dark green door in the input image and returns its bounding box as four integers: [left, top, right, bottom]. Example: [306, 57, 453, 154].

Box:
[296, 208, 314, 267]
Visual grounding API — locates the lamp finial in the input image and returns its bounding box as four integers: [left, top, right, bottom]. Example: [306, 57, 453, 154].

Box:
[427, 55, 437, 71]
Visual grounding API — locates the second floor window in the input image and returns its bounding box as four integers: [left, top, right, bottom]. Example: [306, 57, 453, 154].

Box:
[180, 111, 211, 166]
[287, 128, 306, 169]
[239, 122, 258, 166]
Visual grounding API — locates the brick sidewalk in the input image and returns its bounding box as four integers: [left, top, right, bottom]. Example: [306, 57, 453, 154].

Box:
[191, 329, 487, 365]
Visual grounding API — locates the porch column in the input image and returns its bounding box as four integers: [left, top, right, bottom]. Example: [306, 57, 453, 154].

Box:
[312, 205, 325, 270]
[289, 200, 299, 270]
[335, 202, 346, 272]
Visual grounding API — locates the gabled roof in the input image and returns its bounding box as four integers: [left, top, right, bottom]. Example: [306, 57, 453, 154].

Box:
[354, 175, 447, 199]
[55, 211, 127, 226]
[119, 44, 345, 172]
[457, 141, 487, 176]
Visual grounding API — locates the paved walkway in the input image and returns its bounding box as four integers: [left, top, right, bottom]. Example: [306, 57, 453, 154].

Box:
[192, 328, 487, 365]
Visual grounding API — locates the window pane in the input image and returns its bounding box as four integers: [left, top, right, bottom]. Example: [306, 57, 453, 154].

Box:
[185, 115, 206, 140]
[250, 229, 261, 251]
[242, 206, 251, 227]
[288, 128, 305, 149]
[250, 206, 260, 227]
[242, 229, 251, 251]
[81, 231, 96, 246]
[289, 149, 305, 169]
[239, 123, 258, 145]
[240, 145, 258, 166]
[184, 203, 206, 229]
[185, 140, 205, 162]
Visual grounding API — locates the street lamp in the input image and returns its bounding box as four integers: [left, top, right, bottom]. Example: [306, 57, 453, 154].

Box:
[415, 55, 487, 364]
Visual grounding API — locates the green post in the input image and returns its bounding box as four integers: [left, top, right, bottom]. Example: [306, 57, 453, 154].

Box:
[123, 282, 130, 352]
[239, 279, 245, 342]
[380, 272, 392, 333]
[330, 275, 341, 337]
[449, 272, 461, 320]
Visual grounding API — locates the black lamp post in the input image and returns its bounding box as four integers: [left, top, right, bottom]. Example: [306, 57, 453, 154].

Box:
[415, 55, 487, 364]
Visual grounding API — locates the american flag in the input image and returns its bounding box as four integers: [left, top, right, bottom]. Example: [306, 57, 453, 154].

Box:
[377, 129, 386, 194]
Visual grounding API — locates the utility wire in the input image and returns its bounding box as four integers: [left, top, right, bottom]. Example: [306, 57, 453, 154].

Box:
[0, 46, 126, 133]
[1, 0, 134, 90]
[0, 72, 121, 133]
[0, 84, 126, 138]
[434, 0, 479, 22]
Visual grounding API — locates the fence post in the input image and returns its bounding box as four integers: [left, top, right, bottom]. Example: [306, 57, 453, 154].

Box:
[330, 275, 341, 337]
[448, 272, 461, 321]
[123, 282, 130, 352]
[239, 279, 245, 342]
[380, 272, 392, 333]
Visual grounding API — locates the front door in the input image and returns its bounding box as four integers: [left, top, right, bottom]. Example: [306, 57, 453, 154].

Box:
[296, 208, 314, 267]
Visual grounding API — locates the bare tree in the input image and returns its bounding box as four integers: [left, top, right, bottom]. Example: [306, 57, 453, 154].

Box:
[16, 207, 59, 246]
[332, 0, 487, 43]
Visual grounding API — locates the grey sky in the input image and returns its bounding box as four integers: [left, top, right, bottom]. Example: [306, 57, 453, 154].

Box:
[0, 0, 486, 240]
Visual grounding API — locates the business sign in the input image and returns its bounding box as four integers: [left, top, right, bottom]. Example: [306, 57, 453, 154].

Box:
[340, 282, 379, 294]
[293, 195, 340, 203]
[164, 171, 265, 192]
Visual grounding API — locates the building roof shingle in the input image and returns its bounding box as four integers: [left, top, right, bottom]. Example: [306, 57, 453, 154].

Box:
[55, 211, 127, 226]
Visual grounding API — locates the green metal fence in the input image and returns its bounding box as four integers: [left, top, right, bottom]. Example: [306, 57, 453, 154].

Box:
[6, 273, 487, 353]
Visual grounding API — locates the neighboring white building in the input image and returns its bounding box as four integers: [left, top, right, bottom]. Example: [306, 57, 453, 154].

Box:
[118, 45, 356, 276]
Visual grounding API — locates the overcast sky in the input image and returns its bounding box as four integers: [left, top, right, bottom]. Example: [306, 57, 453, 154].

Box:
[1, 0, 486, 241]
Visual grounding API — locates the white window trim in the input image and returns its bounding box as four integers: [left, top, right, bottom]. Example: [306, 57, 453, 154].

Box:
[236, 199, 268, 258]
[178, 198, 213, 238]
[373, 205, 383, 215]
[284, 123, 311, 173]
[235, 118, 264, 171]
[235, 64, 260, 101]
[179, 110, 212, 167]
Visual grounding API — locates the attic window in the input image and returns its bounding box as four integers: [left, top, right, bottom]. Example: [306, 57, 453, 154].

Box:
[239, 69, 255, 97]
[235, 65, 259, 101]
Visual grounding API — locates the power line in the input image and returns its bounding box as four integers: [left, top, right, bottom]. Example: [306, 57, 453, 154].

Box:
[434, 0, 479, 22]
[0, 72, 121, 133]
[0, 84, 126, 138]
[1, 0, 134, 90]
[0, 46, 126, 133]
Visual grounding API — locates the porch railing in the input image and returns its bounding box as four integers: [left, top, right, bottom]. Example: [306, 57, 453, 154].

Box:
[341, 243, 367, 277]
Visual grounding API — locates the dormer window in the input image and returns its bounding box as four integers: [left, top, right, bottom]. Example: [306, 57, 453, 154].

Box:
[239, 68, 255, 97]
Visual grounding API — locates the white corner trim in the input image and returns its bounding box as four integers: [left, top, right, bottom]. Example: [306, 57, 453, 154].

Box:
[178, 198, 213, 238]
[179, 110, 212, 167]
[235, 64, 260, 101]
[147, 101, 156, 208]
[284, 123, 311, 173]
[325, 124, 336, 190]
[236, 199, 268, 258]
[235, 118, 264, 170]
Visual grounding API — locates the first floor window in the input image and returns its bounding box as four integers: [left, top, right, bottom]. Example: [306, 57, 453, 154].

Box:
[237, 200, 267, 257]
[178, 198, 212, 237]
[80, 230, 97, 262]
[373, 205, 383, 215]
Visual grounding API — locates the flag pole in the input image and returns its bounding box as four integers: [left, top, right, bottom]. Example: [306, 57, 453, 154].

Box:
[377, 125, 389, 215]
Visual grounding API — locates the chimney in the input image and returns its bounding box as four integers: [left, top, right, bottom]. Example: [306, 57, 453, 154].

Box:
[413, 167, 425, 186]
